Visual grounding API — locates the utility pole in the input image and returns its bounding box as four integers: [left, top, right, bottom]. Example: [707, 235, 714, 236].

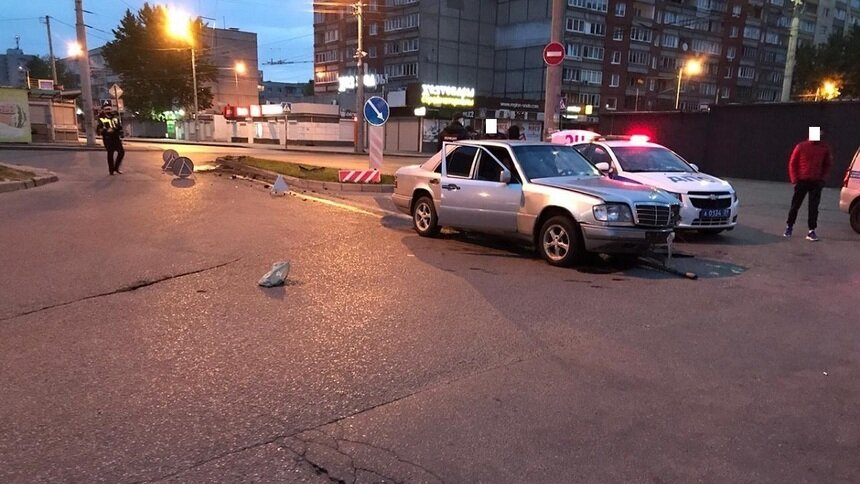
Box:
[75, 0, 96, 146]
[781, 0, 802, 102]
[44, 16, 58, 85]
[543, 0, 565, 140]
[353, 1, 366, 154]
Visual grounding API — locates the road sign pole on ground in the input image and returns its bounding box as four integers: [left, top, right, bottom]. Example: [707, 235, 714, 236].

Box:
[542, 0, 566, 141]
[369, 126, 383, 171]
[363, 96, 389, 171]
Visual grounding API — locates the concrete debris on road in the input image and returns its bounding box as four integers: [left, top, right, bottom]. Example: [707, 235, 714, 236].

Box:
[259, 261, 291, 287]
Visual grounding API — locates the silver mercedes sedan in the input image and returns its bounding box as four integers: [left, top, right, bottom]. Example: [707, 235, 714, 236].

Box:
[392, 140, 681, 266]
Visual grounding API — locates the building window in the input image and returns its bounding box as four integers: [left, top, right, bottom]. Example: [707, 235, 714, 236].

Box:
[613, 28, 624, 40]
[563, 68, 580, 81]
[649, 79, 656, 91]
[660, 55, 677, 71]
[615, 2, 626, 16]
[314, 12, 326, 24]
[770, 71, 783, 83]
[662, 33, 679, 48]
[368, 46, 377, 58]
[582, 45, 604, 60]
[721, 86, 730, 98]
[730, 26, 738, 38]
[384, 62, 417, 78]
[315, 50, 338, 63]
[630, 27, 653, 43]
[606, 97, 617, 110]
[568, 0, 608, 13]
[579, 93, 600, 106]
[589, 21, 606, 36]
[582, 69, 602, 85]
[764, 32, 780, 45]
[369, 23, 378, 36]
[324, 30, 339, 43]
[403, 38, 419, 52]
[566, 18, 585, 32]
[701, 83, 717, 96]
[609, 74, 620, 87]
[611, 51, 622, 64]
[743, 26, 760, 39]
[628, 49, 650, 65]
[800, 20, 815, 33]
[732, 5, 741, 16]
[726, 46, 736, 59]
[742, 45, 757, 58]
[724, 66, 733, 78]
[757, 88, 778, 101]
[738, 66, 756, 79]
[384, 13, 419, 32]
[691, 38, 721, 55]
[566, 43, 581, 58]
[316, 71, 338, 84]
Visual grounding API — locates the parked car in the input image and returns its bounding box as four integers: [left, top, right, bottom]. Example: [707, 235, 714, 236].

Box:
[839, 146, 860, 233]
[391, 140, 681, 267]
[570, 135, 739, 234]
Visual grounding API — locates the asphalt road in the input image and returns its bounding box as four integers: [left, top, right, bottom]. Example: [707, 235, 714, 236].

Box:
[1, 148, 858, 483]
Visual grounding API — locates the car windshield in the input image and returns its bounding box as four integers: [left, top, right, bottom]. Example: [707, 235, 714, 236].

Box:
[512, 145, 601, 180]
[612, 146, 695, 173]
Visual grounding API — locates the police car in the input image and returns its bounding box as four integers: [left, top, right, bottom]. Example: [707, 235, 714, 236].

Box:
[565, 133, 739, 233]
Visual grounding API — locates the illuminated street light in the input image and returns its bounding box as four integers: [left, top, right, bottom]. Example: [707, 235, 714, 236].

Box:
[818, 80, 841, 101]
[67, 41, 83, 58]
[163, 5, 199, 141]
[234, 61, 246, 87]
[675, 59, 703, 110]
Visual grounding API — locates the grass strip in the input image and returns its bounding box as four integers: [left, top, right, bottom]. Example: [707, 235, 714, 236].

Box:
[0, 165, 35, 182]
[239, 157, 395, 184]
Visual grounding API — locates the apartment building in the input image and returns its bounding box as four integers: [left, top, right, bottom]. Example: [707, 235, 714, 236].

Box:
[314, 0, 860, 126]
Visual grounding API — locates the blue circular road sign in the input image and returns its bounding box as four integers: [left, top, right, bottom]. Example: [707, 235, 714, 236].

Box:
[364, 96, 390, 127]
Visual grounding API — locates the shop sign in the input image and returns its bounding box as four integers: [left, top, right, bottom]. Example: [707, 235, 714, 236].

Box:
[338, 74, 388, 93]
[420, 84, 475, 107]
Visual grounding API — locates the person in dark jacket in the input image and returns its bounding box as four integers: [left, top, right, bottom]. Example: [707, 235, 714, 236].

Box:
[507, 124, 524, 141]
[784, 128, 833, 241]
[97, 104, 125, 175]
[438, 113, 468, 150]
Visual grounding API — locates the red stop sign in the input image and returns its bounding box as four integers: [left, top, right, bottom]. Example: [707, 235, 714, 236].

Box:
[543, 42, 565, 66]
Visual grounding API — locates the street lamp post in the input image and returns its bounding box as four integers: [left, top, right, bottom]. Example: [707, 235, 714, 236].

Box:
[165, 6, 199, 142]
[675, 59, 703, 111]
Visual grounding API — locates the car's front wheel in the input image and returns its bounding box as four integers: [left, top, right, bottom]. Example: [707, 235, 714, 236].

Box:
[850, 202, 860, 234]
[538, 215, 585, 267]
[412, 195, 440, 237]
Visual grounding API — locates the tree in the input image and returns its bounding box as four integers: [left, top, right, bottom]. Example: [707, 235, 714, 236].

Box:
[302, 80, 314, 97]
[794, 26, 860, 99]
[25, 56, 79, 90]
[101, 3, 217, 120]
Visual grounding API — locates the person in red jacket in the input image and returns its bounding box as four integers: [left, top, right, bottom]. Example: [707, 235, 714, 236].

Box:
[784, 128, 832, 241]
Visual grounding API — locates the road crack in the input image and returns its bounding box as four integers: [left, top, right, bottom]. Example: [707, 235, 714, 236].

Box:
[0, 257, 241, 323]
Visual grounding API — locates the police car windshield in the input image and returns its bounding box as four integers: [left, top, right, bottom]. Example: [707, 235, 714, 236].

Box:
[513, 145, 600, 180]
[613, 146, 695, 173]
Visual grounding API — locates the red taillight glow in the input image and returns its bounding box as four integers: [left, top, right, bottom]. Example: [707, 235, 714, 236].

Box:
[629, 134, 650, 144]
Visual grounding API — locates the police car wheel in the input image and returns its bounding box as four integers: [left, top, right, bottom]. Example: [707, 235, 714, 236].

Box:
[538, 216, 585, 267]
[850, 203, 860, 234]
[413, 196, 440, 237]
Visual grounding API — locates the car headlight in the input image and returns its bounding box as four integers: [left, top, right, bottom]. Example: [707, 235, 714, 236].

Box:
[593, 203, 634, 223]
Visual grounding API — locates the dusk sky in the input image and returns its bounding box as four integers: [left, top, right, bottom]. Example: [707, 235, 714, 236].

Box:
[0, 0, 316, 83]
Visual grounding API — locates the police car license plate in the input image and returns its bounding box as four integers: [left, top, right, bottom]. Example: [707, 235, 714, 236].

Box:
[646, 231, 668, 244]
[700, 208, 730, 219]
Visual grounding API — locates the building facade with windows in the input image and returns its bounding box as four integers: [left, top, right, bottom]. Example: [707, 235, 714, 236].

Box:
[313, 0, 860, 125]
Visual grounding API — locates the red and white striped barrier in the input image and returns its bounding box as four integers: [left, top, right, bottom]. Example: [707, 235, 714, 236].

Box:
[338, 169, 381, 184]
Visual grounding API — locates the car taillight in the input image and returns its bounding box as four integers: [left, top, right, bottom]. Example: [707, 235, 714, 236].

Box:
[844, 169, 851, 188]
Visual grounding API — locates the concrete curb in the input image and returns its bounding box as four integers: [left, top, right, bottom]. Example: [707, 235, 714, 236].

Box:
[217, 158, 394, 194]
[0, 143, 103, 152]
[126, 138, 428, 158]
[0, 163, 60, 194]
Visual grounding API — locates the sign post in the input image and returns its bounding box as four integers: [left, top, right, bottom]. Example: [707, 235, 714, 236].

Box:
[363, 96, 389, 172]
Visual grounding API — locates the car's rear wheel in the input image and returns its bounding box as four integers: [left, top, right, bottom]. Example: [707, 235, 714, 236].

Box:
[412, 195, 440, 237]
[850, 202, 860, 234]
[538, 215, 585, 267]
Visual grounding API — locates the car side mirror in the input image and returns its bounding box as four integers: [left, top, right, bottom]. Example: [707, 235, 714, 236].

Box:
[500, 170, 512, 184]
[690, 163, 699, 172]
[595, 162, 611, 173]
